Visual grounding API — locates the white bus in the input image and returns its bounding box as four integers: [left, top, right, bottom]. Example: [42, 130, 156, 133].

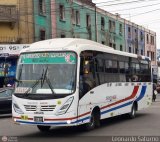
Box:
[12, 38, 152, 131]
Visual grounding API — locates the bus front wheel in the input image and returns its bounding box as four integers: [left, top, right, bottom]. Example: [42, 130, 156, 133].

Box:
[37, 125, 51, 132]
[85, 109, 100, 131]
[128, 104, 136, 119]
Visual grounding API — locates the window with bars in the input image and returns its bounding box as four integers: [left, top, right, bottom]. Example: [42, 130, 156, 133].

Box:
[128, 27, 131, 38]
[59, 5, 65, 20]
[39, 0, 46, 15]
[119, 24, 122, 35]
[109, 20, 115, 33]
[71, 9, 75, 24]
[129, 47, 131, 53]
[86, 14, 91, 27]
[61, 34, 66, 38]
[39, 29, 45, 40]
[76, 10, 80, 25]
[140, 31, 143, 42]
[101, 17, 105, 31]
[146, 34, 149, 44]
[151, 35, 154, 45]
[120, 45, 123, 51]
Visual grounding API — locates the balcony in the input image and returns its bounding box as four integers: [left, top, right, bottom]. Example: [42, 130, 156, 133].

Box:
[0, 5, 17, 26]
[0, 36, 22, 44]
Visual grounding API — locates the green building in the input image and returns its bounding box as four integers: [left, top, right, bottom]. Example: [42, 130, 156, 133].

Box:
[33, 0, 52, 41]
[51, 0, 96, 40]
[96, 9, 125, 51]
[51, 0, 125, 51]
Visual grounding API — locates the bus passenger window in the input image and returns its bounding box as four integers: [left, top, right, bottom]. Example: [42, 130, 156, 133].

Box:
[131, 75, 138, 82]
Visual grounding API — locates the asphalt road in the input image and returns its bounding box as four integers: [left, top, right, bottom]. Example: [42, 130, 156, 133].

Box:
[0, 95, 160, 142]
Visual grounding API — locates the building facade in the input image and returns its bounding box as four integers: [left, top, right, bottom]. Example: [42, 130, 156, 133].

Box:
[145, 29, 156, 65]
[137, 26, 145, 56]
[0, 0, 18, 87]
[0, 0, 19, 44]
[0, 0, 157, 58]
[33, 0, 52, 41]
[51, 0, 96, 40]
[51, 0, 126, 51]
[125, 21, 140, 54]
[50, 0, 157, 65]
[18, 0, 34, 43]
[96, 9, 125, 51]
[0, 0, 33, 88]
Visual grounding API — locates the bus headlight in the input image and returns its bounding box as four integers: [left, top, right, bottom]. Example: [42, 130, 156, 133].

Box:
[56, 97, 74, 115]
[13, 102, 24, 114]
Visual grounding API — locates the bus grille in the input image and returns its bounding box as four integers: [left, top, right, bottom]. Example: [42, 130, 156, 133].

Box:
[24, 105, 56, 112]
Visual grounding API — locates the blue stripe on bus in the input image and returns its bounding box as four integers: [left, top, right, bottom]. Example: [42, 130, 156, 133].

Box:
[71, 116, 90, 124]
[136, 86, 146, 101]
[16, 120, 67, 125]
[101, 101, 133, 115]
[16, 117, 91, 125]
[101, 85, 146, 116]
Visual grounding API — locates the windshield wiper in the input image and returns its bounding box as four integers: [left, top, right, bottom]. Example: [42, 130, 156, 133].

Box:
[42, 67, 55, 95]
[23, 69, 45, 97]
[24, 77, 42, 97]
[46, 77, 55, 95]
[15, 78, 24, 87]
[41, 66, 48, 88]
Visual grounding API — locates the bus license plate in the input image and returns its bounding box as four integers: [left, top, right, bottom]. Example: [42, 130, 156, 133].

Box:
[34, 116, 43, 122]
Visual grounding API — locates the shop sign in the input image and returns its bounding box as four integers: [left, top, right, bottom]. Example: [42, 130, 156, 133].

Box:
[0, 44, 30, 55]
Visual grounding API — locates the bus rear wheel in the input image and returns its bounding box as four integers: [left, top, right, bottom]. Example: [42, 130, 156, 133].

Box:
[37, 125, 51, 132]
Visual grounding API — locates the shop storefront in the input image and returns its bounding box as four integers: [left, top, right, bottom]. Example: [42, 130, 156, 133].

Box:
[0, 44, 29, 88]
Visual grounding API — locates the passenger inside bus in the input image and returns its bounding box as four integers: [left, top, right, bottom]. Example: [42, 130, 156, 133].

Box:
[79, 59, 95, 97]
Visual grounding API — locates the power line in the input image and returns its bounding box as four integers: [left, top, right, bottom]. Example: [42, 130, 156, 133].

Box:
[94, 0, 126, 5]
[126, 8, 160, 18]
[95, 0, 159, 6]
[12, 0, 160, 23]
[109, 2, 160, 12]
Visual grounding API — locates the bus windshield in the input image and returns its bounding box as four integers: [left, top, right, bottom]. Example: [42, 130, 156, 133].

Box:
[15, 52, 77, 97]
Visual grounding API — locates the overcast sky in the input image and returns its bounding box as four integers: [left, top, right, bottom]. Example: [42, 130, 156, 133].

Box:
[92, 0, 160, 49]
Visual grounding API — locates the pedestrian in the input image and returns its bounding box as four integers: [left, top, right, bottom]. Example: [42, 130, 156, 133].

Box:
[153, 83, 157, 102]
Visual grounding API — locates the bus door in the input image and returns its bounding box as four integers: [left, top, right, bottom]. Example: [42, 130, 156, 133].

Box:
[78, 52, 95, 122]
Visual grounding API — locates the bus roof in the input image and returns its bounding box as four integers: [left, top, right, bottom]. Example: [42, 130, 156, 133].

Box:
[21, 38, 150, 60]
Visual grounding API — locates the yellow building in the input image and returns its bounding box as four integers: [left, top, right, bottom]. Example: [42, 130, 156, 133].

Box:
[18, 0, 34, 44]
[0, 0, 33, 88]
[0, 0, 34, 44]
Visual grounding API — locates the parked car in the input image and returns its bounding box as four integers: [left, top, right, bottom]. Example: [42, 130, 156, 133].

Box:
[0, 87, 14, 115]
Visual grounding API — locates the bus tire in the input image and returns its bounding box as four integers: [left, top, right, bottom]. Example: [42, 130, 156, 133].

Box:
[37, 125, 51, 132]
[128, 104, 136, 119]
[85, 109, 100, 131]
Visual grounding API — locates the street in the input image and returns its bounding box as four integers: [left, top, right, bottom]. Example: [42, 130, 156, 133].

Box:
[0, 95, 160, 142]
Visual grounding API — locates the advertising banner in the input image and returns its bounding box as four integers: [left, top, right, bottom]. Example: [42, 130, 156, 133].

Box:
[0, 44, 30, 55]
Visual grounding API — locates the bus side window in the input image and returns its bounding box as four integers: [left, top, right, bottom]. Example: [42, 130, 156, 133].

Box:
[79, 57, 95, 98]
[79, 58, 91, 97]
